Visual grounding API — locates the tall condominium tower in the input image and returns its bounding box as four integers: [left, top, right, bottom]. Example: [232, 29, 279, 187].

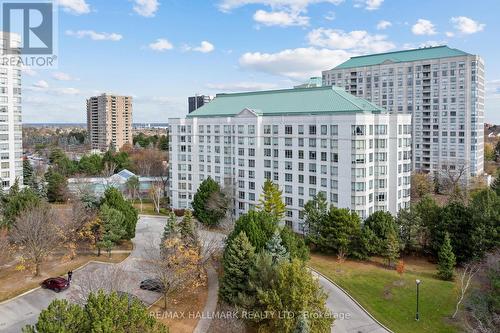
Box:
[87, 94, 133, 151]
[169, 86, 412, 232]
[0, 32, 23, 188]
[322, 46, 484, 180]
[188, 95, 212, 113]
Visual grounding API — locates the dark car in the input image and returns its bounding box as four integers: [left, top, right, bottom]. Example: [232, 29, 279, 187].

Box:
[140, 279, 164, 292]
[41, 277, 70, 292]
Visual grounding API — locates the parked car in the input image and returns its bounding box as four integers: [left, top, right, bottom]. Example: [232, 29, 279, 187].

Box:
[139, 278, 164, 292]
[41, 277, 70, 292]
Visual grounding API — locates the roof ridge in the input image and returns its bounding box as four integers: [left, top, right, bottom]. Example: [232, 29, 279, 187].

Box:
[216, 86, 330, 98]
[349, 45, 448, 59]
[330, 87, 365, 111]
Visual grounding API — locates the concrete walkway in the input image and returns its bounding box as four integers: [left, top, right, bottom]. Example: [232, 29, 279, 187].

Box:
[193, 263, 219, 333]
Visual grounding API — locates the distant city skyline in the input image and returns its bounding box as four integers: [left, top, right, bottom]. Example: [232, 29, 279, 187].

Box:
[20, 0, 500, 123]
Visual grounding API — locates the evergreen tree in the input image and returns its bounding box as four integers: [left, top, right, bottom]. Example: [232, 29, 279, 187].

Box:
[23, 159, 34, 186]
[163, 212, 177, 240]
[280, 227, 310, 261]
[179, 210, 197, 245]
[22, 299, 87, 333]
[220, 231, 255, 304]
[256, 259, 333, 333]
[98, 204, 127, 257]
[226, 210, 277, 252]
[24, 291, 168, 333]
[303, 192, 329, 245]
[101, 187, 138, 240]
[46, 169, 68, 203]
[192, 177, 227, 226]
[1, 187, 41, 228]
[257, 179, 286, 220]
[265, 231, 289, 263]
[364, 210, 398, 255]
[437, 233, 456, 281]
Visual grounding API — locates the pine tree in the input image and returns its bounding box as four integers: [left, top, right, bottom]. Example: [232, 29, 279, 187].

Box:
[220, 231, 255, 305]
[179, 210, 197, 245]
[163, 212, 177, 240]
[98, 204, 127, 257]
[23, 159, 34, 186]
[257, 179, 286, 221]
[437, 233, 456, 281]
[265, 231, 289, 263]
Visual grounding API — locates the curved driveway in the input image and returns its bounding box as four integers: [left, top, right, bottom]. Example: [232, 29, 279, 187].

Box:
[312, 270, 391, 333]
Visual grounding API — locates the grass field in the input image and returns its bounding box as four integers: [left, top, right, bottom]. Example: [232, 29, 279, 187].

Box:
[132, 201, 169, 216]
[309, 254, 460, 333]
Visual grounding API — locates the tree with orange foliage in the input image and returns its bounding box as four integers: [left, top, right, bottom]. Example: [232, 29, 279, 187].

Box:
[396, 259, 406, 278]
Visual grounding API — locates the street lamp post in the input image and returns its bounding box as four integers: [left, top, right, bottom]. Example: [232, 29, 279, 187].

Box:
[415, 279, 421, 321]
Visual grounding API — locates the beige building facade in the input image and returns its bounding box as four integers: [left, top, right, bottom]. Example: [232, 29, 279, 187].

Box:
[87, 94, 133, 151]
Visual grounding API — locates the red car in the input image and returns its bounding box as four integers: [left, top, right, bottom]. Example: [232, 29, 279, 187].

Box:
[41, 277, 70, 292]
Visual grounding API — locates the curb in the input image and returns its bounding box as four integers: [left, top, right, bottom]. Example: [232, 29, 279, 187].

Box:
[308, 266, 394, 333]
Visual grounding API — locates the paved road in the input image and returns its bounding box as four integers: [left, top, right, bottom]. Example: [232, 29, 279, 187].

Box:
[0, 215, 166, 333]
[313, 271, 391, 333]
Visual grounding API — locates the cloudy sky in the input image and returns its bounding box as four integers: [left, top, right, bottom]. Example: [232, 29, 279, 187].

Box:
[21, 0, 500, 123]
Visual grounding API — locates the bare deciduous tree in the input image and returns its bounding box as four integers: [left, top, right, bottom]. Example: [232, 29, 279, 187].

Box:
[10, 204, 61, 276]
[440, 163, 470, 203]
[142, 237, 202, 309]
[149, 181, 164, 214]
[452, 260, 482, 319]
[0, 228, 11, 266]
[69, 265, 134, 305]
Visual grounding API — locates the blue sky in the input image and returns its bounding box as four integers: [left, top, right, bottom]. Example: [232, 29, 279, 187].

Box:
[21, 0, 500, 123]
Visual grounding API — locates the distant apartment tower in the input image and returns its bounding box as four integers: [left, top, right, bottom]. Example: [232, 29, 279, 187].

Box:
[188, 95, 212, 113]
[0, 32, 23, 188]
[169, 86, 412, 232]
[87, 94, 132, 151]
[322, 46, 484, 180]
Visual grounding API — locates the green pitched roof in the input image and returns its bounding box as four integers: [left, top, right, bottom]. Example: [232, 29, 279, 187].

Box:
[333, 45, 471, 70]
[187, 86, 384, 118]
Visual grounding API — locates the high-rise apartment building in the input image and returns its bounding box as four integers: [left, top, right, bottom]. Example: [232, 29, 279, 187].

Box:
[322, 46, 484, 180]
[188, 95, 212, 113]
[87, 94, 133, 151]
[169, 86, 412, 232]
[0, 32, 23, 188]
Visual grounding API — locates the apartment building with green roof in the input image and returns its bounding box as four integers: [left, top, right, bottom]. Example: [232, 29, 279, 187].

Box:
[322, 45, 484, 180]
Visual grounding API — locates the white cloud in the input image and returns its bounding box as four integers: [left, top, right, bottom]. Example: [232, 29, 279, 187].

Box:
[33, 80, 49, 89]
[239, 47, 353, 80]
[52, 72, 78, 81]
[450, 16, 485, 34]
[53, 87, 81, 95]
[218, 0, 344, 13]
[376, 20, 391, 30]
[149, 38, 174, 51]
[186, 41, 215, 53]
[307, 28, 395, 53]
[206, 82, 279, 91]
[133, 0, 160, 17]
[364, 0, 383, 10]
[411, 19, 437, 35]
[66, 30, 123, 41]
[445, 31, 455, 38]
[56, 0, 90, 15]
[253, 9, 309, 27]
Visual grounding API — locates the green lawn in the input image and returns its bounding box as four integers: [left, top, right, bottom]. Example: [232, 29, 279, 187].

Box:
[309, 254, 460, 333]
[132, 201, 169, 216]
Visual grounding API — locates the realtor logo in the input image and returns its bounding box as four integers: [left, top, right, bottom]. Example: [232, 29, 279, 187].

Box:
[2, 1, 54, 54]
